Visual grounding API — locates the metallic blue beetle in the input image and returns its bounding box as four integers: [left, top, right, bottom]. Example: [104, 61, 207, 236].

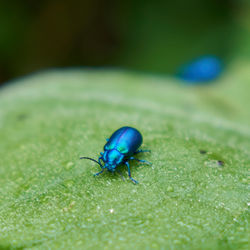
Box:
[80, 126, 151, 184]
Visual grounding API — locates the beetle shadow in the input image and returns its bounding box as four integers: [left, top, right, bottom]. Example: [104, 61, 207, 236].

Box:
[97, 162, 144, 183]
[98, 165, 127, 182]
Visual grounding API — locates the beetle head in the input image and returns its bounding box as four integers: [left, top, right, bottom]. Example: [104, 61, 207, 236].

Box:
[103, 149, 124, 171]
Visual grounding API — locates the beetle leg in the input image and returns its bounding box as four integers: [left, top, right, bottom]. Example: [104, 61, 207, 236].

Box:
[106, 138, 109, 142]
[134, 149, 151, 154]
[129, 157, 152, 165]
[116, 169, 125, 181]
[98, 156, 104, 169]
[94, 168, 105, 176]
[125, 161, 138, 184]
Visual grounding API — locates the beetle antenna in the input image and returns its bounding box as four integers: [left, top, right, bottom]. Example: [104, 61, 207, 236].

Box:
[80, 157, 103, 168]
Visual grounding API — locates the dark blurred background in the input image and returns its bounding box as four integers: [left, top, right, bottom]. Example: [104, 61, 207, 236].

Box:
[0, 0, 249, 85]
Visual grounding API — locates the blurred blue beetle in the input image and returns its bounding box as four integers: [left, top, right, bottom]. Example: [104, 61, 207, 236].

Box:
[177, 55, 223, 83]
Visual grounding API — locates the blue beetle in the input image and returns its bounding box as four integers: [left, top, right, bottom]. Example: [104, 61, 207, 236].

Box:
[177, 55, 223, 83]
[80, 126, 151, 184]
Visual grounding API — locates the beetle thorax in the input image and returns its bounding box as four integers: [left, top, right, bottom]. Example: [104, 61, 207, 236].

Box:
[103, 149, 124, 171]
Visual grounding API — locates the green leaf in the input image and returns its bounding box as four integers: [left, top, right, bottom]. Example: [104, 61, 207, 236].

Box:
[0, 63, 249, 249]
